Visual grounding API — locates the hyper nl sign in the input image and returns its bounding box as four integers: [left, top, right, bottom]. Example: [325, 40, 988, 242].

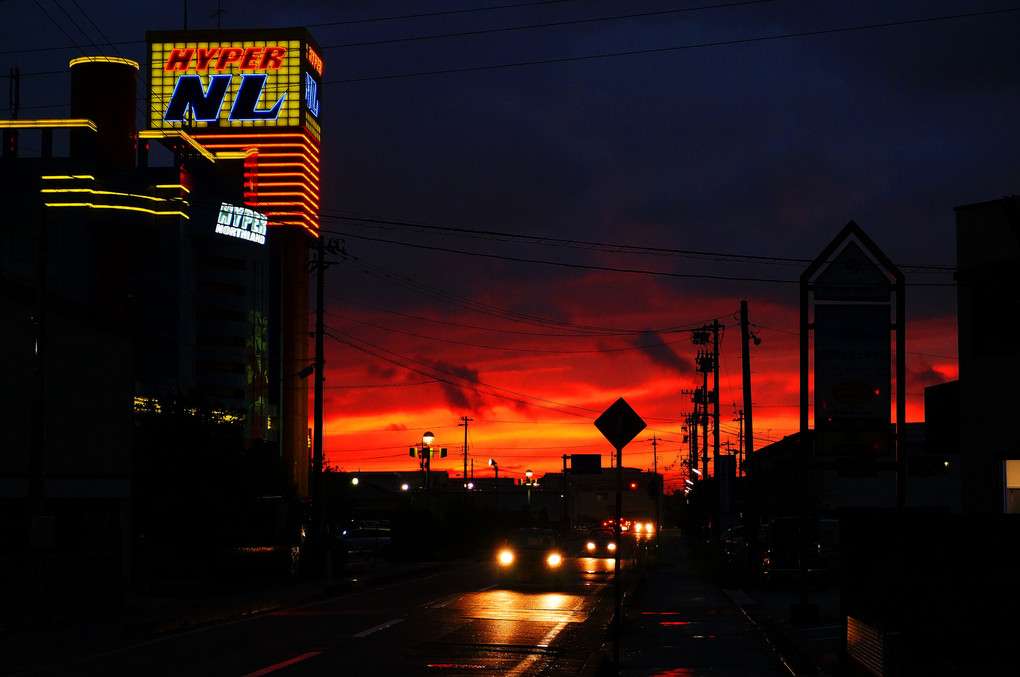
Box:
[148, 31, 322, 134]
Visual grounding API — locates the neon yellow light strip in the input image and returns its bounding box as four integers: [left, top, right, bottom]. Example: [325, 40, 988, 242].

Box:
[69, 56, 139, 70]
[0, 119, 97, 131]
[41, 188, 188, 205]
[44, 203, 189, 219]
[155, 184, 190, 193]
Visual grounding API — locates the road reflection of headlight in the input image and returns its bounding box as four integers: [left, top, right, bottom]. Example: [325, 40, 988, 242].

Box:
[499, 550, 514, 565]
[547, 553, 563, 567]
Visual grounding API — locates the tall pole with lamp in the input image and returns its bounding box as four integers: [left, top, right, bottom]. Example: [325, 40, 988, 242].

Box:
[488, 459, 498, 511]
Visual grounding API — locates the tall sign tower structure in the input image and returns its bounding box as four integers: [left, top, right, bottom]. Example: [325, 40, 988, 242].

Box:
[144, 28, 324, 494]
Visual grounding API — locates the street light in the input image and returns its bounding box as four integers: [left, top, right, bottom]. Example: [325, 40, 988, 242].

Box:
[423, 431, 435, 507]
[526, 469, 533, 507]
[350, 475, 359, 527]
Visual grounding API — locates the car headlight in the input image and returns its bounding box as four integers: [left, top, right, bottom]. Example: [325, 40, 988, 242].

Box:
[546, 553, 563, 567]
[498, 550, 514, 566]
[586, 541, 596, 552]
[607, 542, 617, 551]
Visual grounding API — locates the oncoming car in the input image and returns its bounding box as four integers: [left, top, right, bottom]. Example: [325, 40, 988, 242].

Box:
[630, 520, 656, 539]
[585, 528, 617, 558]
[496, 528, 566, 587]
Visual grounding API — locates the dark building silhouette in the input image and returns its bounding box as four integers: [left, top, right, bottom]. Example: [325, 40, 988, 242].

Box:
[1, 42, 317, 622]
[955, 196, 1020, 513]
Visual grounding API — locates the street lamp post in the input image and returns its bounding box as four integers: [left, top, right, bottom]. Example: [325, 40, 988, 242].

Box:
[422, 431, 435, 490]
[350, 476, 359, 525]
[526, 469, 533, 507]
[488, 458, 498, 510]
[422, 431, 434, 509]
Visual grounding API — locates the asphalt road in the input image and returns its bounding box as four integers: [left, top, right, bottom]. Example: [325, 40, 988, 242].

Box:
[13, 555, 620, 677]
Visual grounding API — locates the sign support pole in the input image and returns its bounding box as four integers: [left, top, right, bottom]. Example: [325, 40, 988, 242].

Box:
[613, 438, 623, 669]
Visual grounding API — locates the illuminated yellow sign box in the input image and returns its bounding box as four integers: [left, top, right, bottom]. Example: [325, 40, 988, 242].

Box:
[147, 29, 322, 135]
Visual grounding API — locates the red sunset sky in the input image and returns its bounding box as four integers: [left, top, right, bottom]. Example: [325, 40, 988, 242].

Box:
[314, 253, 959, 493]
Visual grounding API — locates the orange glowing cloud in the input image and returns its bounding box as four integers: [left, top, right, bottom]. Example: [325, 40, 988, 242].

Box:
[317, 263, 957, 493]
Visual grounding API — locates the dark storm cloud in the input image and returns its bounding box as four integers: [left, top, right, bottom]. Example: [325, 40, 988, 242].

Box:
[428, 360, 487, 412]
[634, 330, 692, 375]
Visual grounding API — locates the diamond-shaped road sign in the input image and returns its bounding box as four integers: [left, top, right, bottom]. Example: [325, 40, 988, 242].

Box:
[594, 397, 646, 450]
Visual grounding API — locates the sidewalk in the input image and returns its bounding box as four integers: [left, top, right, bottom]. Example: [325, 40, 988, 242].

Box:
[608, 531, 835, 677]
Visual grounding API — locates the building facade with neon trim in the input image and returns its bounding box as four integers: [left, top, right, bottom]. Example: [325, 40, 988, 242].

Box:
[145, 28, 324, 497]
[1, 32, 321, 616]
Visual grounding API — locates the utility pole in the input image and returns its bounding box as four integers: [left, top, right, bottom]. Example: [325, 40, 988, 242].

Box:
[693, 321, 722, 537]
[681, 390, 698, 484]
[739, 301, 756, 476]
[734, 410, 744, 474]
[692, 322, 721, 478]
[713, 321, 721, 482]
[311, 235, 326, 549]
[310, 236, 344, 559]
[459, 416, 473, 494]
[740, 300, 759, 567]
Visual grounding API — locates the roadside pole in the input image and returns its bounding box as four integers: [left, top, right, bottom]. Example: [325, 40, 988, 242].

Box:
[594, 398, 646, 673]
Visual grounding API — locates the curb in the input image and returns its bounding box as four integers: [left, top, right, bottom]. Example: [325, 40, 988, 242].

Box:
[724, 589, 830, 677]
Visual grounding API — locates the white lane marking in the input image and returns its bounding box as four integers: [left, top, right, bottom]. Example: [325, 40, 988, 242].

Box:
[354, 618, 404, 638]
[241, 652, 320, 676]
[505, 619, 570, 677]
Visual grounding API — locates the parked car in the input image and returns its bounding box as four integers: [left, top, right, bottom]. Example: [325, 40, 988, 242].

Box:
[584, 528, 618, 558]
[343, 527, 392, 564]
[761, 517, 838, 584]
[721, 524, 746, 562]
[496, 528, 566, 588]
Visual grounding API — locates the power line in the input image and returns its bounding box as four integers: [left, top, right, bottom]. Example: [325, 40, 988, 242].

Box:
[324, 1, 783, 50]
[325, 7, 1020, 83]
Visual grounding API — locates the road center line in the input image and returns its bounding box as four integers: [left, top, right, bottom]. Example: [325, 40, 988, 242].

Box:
[241, 652, 320, 676]
[354, 618, 405, 637]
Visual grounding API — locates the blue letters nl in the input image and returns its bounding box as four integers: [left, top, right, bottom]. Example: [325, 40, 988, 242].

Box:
[164, 74, 286, 123]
